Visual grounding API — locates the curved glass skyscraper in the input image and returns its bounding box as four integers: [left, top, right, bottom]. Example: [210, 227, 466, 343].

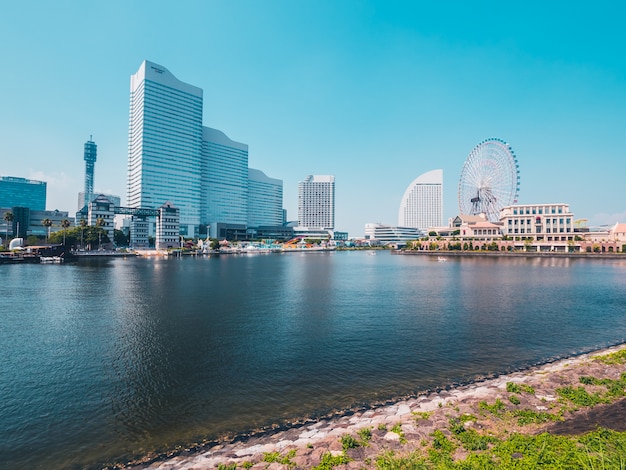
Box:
[398, 169, 443, 230]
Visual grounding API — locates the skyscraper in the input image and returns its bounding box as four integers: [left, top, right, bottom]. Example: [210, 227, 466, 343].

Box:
[201, 126, 249, 228]
[83, 137, 97, 209]
[0, 176, 47, 210]
[297, 175, 335, 229]
[247, 168, 283, 227]
[127, 60, 203, 236]
[127, 60, 283, 239]
[398, 169, 443, 230]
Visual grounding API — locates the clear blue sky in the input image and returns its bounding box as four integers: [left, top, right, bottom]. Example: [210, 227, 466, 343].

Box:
[1, 1, 625, 236]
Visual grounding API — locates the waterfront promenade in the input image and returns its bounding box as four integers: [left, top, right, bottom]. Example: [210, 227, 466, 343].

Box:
[135, 344, 626, 469]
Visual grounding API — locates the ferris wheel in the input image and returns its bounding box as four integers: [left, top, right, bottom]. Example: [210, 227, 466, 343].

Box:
[458, 138, 520, 222]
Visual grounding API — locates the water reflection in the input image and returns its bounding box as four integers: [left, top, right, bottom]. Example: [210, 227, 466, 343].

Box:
[1, 254, 626, 469]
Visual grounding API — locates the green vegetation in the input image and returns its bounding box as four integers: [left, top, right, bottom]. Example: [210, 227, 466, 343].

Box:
[391, 423, 408, 444]
[596, 349, 626, 365]
[373, 428, 626, 469]
[357, 426, 373, 444]
[413, 411, 433, 421]
[262, 449, 296, 466]
[216, 464, 236, 470]
[557, 385, 606, 408]
[508, 394, 521, 405]
[506, 382, 535, 394]
[478, 398, 506, 416]
[341, 434, 361, 450]
[312, 451, 351, 470]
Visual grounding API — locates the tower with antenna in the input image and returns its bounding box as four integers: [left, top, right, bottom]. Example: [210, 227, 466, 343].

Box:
[83, 136, 97, 208]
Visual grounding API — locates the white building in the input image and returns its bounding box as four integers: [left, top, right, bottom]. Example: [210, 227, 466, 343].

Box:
[364, 223, 422, 244]
[247, 168, 283, 228]
[398, 169, 443, 230]
[297, 175, 335, 229]
[88, 194, 115, 243]
[128, 60, 203, 237]
[156, 202, 180, 250]
[499, 203, 574, 242]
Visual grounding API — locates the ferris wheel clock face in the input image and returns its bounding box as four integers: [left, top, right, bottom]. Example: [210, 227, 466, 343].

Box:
[458, 138, 520, 222]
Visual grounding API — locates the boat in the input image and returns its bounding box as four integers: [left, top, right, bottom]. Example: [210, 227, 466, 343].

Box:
[437, 256, 447, 262]
[40, 256, 63, 263]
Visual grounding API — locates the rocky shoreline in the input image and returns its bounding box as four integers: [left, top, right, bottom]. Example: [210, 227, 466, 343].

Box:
[130, 343, 626, 469]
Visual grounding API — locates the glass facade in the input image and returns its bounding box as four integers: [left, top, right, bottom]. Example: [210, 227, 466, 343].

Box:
[128, 60, 203, 236]
[398, 169, 443, 230]
[201, 127, 249, 227]
[83, 139, 97, 209]
[247, 168, 283, 227]
[0, 176, 47, 211]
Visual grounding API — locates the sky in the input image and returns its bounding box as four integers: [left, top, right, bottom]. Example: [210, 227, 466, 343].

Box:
[1, 1, 625, 236]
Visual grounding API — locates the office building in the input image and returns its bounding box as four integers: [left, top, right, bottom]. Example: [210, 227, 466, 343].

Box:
[83, 138, 97, 209]
[128, 60, 203, 236]
[247, 168, 283, 228]
[77, 192, 120, 212]
[202, 127, 249, 231]
[127, 60, 283, 239]
[0, 176, 46, 211]
[398, 169, 443, 230]
[297, 175, 335, 229]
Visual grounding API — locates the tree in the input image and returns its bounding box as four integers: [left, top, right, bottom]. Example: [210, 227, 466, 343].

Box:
[42, 218, 53, 243]
[114, 229, 129, 247]
[79, 219, 88, 250]
[96, 218, 105, 249]
[60, 219, 71, 246]
[3, 211, 13, 247]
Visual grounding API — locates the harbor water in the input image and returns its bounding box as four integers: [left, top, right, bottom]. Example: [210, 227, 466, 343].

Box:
[1, 251, 626, 469]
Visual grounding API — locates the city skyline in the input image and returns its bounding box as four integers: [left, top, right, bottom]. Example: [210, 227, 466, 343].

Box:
[0, 1, 625, 236]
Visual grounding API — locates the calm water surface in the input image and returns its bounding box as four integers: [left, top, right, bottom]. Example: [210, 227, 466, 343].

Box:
[1, 252, 626, 469]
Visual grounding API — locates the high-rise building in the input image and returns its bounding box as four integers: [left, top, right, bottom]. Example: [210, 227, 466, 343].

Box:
[127, 60, 283, 239]
[398, 169, 443, 230]
[247, 168, 283, 228]
[83, 138, 97, 209]
[201, 127, 249, 228]
[297, 175, 335, 229]
[128, 60, 203, 236]
[0, 176, 47, 211]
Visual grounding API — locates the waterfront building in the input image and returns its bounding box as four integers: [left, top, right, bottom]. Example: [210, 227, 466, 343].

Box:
[202, 126, 249, 235]
[129, 216, 149, 248]
[29, 209, 72, 238]
[156, 202, 180, 250]
[83, 138, 97, 209]
[247, 168, 283, 228]
[0, 176, 46, 211]
[128, 60, 203, 237]
[499, 203, 574, 243]
[398, 169, 443, 230]
[364, 223, 422, 245]
[127, 60, 283, 240]
[297, 175, 335, 229]
[88, 195, 115, 243]
[78, 192, 120, 212]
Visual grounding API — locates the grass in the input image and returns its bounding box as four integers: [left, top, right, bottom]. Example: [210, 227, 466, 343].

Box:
[311, 452, 351, 470]
[557, 385, 607, 408]
[595, 348, 626, 365]
[506, 381, 536, 394]
[391, 423, 408, 444]
[375, 428, 626, 469]
[262, 449, 297, 466]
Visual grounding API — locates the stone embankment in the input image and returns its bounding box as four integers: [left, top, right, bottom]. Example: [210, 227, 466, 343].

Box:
[134, 344, 626, 470]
